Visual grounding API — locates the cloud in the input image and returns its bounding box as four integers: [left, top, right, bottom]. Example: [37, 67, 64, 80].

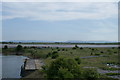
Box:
[1, 0, 120, 2]
[2, 2, 118, 21]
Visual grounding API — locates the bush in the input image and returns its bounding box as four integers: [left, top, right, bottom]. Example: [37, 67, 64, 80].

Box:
[72, 47, 77, 49]
[51, 53, 59, 59]
[75, 57, 81, 64]
[24, 46, 27, 49]
[91, 53, 93, 55]
[94, 53, 100, 56]
[83, 69, 100, 80]
[46, 52, 51, 58]
[44, 57, 82, 78]
[57, 49, 60, 51]
[43, 57, 101, 79]
[34, 52, 46, 59]
[52, 51, 58, 54]
[80, 47, 83, 49]
[46, 51, 59, 59]
[62, 49, 65, 51]
[70, 52, 73, 54]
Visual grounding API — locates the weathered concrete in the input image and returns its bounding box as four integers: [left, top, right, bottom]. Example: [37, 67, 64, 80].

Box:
[21, 59, 44, 77]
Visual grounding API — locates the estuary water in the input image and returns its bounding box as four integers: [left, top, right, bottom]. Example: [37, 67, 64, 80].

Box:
[1, 44, 119, 48]
[1, 54, 27, 78]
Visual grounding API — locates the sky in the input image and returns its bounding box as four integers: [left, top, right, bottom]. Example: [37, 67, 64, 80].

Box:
[1, 2, 118, 42]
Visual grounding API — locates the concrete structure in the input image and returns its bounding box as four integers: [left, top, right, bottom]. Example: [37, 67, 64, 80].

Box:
[21, 59, 44, 77]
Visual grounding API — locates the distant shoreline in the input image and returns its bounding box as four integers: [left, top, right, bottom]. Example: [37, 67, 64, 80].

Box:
[1, 42, 119, 45]
[1, 44, 119, 48]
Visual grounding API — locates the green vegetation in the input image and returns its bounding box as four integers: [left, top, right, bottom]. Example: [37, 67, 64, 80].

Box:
[75, 57, 81, 64]
[2, 44, 119, 79]
[42, 57, 101, 79]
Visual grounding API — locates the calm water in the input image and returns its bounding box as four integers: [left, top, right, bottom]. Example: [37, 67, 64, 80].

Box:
[1, 54, 27, 78]
[0, 54, 2, 79]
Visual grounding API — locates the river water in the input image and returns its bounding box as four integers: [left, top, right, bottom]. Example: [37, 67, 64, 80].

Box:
[1, 44, 119, 48]
[1, 54, 27, 78]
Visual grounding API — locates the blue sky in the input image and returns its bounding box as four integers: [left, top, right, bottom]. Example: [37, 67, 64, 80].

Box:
[2, 2, 118, 42]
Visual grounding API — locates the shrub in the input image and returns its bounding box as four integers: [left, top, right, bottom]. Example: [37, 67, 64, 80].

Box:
[46, 52, 51, 58]
[114, 52, 117, 53]
[75, 57, 81, 64]
[80, 47, 83, 49]
[70, 52, 73, 54]
[83, 69, 100, 80]
[62, 49, 65, 51]
[24, 46, 27, 49]
[44, 57, 82, 78]
[72, 47, 77, 50]
[52, 51, 58, 54]
[94, 53, 100, 56]
[30, 46, 37, 49]
[91, 53, 93, 55]
[34, 52, 46, 59]
[43, 57, 101, 79]
[51, 53, 59, 59]
[56, 47, 59, 49]
[57, 49, 60, 51]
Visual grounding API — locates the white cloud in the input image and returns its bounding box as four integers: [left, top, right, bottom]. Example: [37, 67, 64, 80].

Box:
[2, 2, 118, 21]
[1, 0, 120, 2]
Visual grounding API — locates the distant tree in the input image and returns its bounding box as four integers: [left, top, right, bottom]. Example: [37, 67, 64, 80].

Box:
[4, 45, 8, 49]
[75, 45, 79, 48]
[56, 47, 59, 49]
[16, 45, 23, 52]
[24, 46, 27, 49]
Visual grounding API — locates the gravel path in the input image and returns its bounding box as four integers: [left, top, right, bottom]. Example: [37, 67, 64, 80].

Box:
[83, 66, 120, 79]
